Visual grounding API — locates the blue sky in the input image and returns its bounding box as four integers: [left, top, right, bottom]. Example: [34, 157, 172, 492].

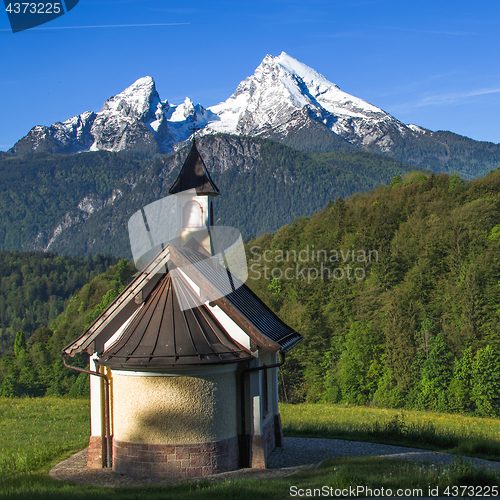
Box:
[1, 0, 500, 150]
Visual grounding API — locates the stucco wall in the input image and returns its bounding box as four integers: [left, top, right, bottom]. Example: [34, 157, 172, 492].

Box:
[112, 371, 237, 444]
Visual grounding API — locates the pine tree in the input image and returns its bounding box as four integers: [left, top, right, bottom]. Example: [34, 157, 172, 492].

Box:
[413, 333, 454, 411]
[448, 345, 474, 413]
[13, 331, 26, 357]
[471, 345, 500, 416]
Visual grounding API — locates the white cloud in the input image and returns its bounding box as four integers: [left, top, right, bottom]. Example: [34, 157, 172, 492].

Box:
[0, 22, 190, 32]
[390, 87, 500, 114]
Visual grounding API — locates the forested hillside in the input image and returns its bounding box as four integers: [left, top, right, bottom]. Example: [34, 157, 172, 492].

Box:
[3, 168, 500, 417]
[0, 251, 119, 355]
[0, 259, 134, 397]
[371, 128, 500, 179]
[215, 142, 418, 240]
[0, 151, 152, 251]
[247, 169, 500, 416]
[0, 136, 418, 256]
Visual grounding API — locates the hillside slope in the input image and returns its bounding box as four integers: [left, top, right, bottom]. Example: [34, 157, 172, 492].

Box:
[247, 168, 500, 415]
[0, 135, 418, 256]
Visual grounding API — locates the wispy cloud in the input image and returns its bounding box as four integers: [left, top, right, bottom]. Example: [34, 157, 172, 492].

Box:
[421, 88, 500, 105]
[0, 22, 190, 32]
[371, 72, 461, 99]
[390, 87, 500, 114]
[373, 25, 477, 36]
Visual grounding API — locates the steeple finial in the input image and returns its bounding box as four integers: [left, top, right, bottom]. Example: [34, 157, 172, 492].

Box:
[189, 123, 200, 143]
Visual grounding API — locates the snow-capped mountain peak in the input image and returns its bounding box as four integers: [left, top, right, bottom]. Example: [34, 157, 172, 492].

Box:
[88, 76, 172, 153]
[100, 76, 160, 122]
[169, 97, 196, 121]
[203, 52, 408, 150]
[9, 52, 418, 156]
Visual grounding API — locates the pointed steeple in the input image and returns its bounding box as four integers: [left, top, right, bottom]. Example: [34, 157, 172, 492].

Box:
[169, 139, 220, 196]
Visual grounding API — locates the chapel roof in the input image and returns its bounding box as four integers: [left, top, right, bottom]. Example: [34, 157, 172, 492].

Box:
[168, 140, 220, 196]
[97, 271, 252, 370]
[61, 137, 302, 369]
[174, 246, 303, 353]
[62, 244, 302, 362]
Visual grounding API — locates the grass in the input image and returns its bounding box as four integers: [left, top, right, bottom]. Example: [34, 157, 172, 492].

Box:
[1, 474, 291, 499]
[0, 398, 90, 476]
[2, 456, 499, 499]
[1, 399, 500, 499]
[281, 403, 500, 460]
[311, 455, 500, 497]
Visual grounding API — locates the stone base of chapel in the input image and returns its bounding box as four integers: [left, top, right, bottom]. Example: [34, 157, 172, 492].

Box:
[87, 436, 105, 469]
[87, 413, 284, 476]
[112, 436, 239, 479]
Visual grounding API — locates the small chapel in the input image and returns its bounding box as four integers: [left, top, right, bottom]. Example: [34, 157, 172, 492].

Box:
[62, 139, 302, 479]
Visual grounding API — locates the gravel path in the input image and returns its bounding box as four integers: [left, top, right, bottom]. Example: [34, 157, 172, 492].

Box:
[49, 437, 500, 490]
[268, 437, 500, 471]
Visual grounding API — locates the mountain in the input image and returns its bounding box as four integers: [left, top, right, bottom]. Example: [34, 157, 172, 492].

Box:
[6, 52, 408, 155]
[0, 135, 418, 256]
[9, 77, 217, 157]
[204, 52, 409, 152]
[10, 111, 97, 155]
[4, 52, 500, 257]
[8, 53, 500, 179]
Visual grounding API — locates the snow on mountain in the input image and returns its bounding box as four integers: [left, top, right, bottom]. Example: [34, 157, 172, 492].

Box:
[407, 124, 428, 135]
[9, 111, 96, 155]
[51, 111, 96, 151]
[9, 76, 208, 155]
[204, 52, 410, 151]
[9, 52, 420, 155]
[164, 97, 219, 145]
[88, 76, 170, 153]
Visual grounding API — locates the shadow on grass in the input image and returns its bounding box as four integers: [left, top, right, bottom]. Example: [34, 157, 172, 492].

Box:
[2, 455, 499, 500]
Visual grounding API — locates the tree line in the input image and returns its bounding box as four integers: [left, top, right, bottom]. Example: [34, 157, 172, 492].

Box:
[2, 167, 500, 417]
[247, 169, 500, 416]
[0, 259, 134, 397]
[0, 251, 120, 355]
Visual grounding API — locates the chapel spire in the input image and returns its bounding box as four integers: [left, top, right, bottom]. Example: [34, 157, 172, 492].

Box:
[168, 128, 220, 196]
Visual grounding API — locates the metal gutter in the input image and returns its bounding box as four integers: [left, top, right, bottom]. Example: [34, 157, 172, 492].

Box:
[61, 354, 112, 468]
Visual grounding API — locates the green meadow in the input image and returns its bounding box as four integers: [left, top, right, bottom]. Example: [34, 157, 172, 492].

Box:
[0, 398, 90, 476]
[1, 398, 500, 499]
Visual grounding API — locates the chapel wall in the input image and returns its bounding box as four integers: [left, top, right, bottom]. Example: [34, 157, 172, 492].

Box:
[112, 371, 237, 444]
